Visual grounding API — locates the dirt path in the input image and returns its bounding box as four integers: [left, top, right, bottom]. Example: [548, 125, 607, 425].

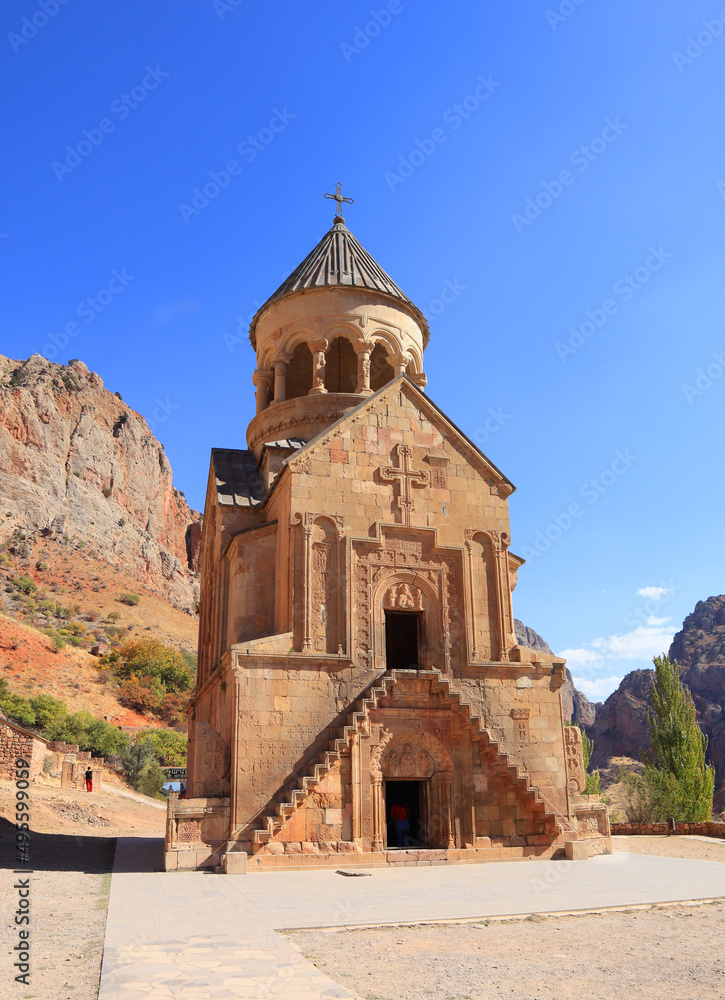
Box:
[0, 778, 165, 1000]
[288, 838, 725, 1000]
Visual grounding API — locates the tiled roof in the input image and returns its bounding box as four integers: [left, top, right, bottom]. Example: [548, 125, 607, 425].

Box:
[249, 222, 429, 346]
[211, 449, 266, 507]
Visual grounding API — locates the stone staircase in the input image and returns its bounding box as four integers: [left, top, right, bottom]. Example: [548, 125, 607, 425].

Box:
[250, 668, 564, 852]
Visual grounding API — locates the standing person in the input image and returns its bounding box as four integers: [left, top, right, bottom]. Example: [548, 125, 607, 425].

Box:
[390, 800, 410, 847]
[85, 767, 93, 793]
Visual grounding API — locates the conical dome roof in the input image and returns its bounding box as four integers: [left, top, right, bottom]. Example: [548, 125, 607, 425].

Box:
[249, 220, 429, 347]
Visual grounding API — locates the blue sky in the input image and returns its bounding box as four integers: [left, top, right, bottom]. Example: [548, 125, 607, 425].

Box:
[2, 1, 724, 700]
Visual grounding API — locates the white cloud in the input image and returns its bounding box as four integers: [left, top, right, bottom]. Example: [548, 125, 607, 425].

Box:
[637, 586, 672, 601]
[571, 675, 624, 701]
[559, 620, 676, 701]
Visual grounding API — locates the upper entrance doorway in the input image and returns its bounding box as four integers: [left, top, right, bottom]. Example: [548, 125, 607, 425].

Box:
[385, 611, 421, 670]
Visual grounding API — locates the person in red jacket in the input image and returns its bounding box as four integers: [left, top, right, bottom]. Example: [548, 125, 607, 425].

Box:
[390, 801, 410, 847]
[85, 767, 93, 792]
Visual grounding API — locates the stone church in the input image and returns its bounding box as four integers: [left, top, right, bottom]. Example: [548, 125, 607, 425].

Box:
[165, 195, 610, 871]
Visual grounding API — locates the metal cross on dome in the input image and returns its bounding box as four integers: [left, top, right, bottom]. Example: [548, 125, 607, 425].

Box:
[324, 182, 354, 222]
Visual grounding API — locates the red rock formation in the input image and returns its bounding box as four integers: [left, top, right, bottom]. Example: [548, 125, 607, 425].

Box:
[0, 355, 200, 610]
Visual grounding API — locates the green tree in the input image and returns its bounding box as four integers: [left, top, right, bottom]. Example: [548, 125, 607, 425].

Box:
[0, 693, 36, 727]
[107, 639, 195, 694]
[135, 759, 165, 798]
[29, 694, 67, 729]
[581, 728, 602, 796]
[638, 654, 715, 822]
[121, 737, 155, 786]
[135, 728, 187, 766]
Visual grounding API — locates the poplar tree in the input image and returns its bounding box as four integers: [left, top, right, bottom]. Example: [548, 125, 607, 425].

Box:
[643, 654, 714, 822]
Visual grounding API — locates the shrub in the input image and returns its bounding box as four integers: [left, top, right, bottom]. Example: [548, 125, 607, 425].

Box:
[106, 611, 121, 623]
[108, 639, 195, 694]
[45, 710, 128, 757]
[118, 593, 141, 606]
[102, 486, 112, 498]
[0, 693, 36, 727]
[50, 634, 66, 652]
[118, 675, 166, 712]
[10, 576, 36, 595]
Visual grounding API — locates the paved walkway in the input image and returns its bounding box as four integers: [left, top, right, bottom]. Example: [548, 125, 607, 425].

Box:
[99, 839, 725, 1000]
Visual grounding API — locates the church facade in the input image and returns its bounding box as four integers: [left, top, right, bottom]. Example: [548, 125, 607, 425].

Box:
[165, 203, 610, 872]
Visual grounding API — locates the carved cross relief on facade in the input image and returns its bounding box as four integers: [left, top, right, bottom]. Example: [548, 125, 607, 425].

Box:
[380, 444, 429, 526]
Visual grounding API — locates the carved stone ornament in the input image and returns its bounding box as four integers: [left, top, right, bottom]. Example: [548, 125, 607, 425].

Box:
[384, 742, 435, 779]
[425, 454, 450, 489]
[176, 819, 203, 843]
[383, 582, 424, 611]
[195, 721, 230, 796]
[564, 726, 587, 796]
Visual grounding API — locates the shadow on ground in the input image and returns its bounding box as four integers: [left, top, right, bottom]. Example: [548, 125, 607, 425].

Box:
[0, 817, 164, 873]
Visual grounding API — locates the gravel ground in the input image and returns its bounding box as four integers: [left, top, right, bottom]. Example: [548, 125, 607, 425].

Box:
[0, 777, 164, 1000]
[0, 830, 115, 1000]
[288, 837, 725, 1000]
[290, 903, 725, 1000]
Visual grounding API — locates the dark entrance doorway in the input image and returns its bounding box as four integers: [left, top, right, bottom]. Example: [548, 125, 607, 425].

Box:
[385, 780, 427, 848]
[385, 611, 420, 670]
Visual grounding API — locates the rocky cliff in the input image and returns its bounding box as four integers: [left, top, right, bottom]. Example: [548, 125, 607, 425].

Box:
[670, 596, 725, 806]
[0, 355, 200, 610]
[587, 595, 725, 807]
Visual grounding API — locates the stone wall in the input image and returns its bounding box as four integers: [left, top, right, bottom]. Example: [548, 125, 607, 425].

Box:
[0, 721, 47, 780]
[612, 821, 725, 838]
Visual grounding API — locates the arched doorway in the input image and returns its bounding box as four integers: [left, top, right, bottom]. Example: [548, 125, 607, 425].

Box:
[379, 733, 454, 850]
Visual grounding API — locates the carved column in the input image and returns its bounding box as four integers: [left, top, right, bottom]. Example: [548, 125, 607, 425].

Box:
[464, 535, 480, 661]
[500, 534, 517, 651]
[302, 520, 313, 652]
[443, 776, 454, 849]
[252, 368, 273, 415]
[392, 354, 408, 378]
[354, 343, 373, 396]
[371, 775, 384, 852]
[491, 533, 509, 662]
[271, 351, 290, 405]
[308, 338, 328, 395]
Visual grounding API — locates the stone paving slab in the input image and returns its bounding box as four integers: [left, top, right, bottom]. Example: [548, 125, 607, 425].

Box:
[99, 839, 725, 1000]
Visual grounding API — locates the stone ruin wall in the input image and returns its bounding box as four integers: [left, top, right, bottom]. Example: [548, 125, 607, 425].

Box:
[0, 722, 46, 780]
